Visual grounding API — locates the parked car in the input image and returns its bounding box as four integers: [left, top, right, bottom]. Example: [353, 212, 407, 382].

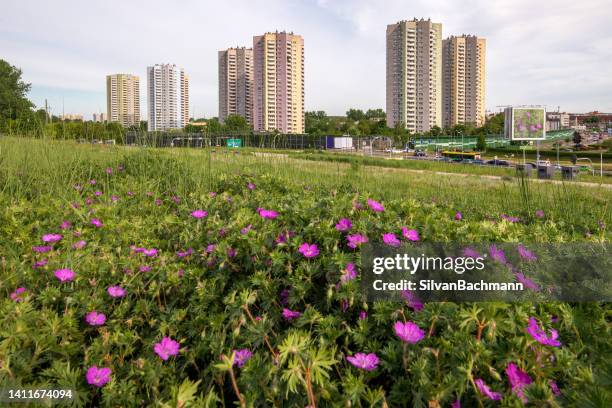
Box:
[414, 150, 427, 157]
[486, 159, 510, 166]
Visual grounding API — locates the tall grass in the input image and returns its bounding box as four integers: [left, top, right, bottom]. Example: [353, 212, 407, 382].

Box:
[0, 136, 610, 234]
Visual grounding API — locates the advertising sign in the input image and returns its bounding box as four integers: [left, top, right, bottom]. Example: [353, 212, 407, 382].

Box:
[504, 107, 546, 140]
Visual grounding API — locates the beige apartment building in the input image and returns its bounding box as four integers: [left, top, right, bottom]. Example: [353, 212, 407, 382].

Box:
[106, 74, 140, 127]
[442, 35, 486, 127]
[253, 31, 304, 134]
[386, 19, 442, 133]
[218, 47, 254, 126]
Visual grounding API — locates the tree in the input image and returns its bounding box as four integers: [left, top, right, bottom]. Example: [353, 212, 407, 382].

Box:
[0, 59, 34, 121]
[346, 109, 365, 122]
[572, 131, 583, 148]
[476, 134, 486, 151]
[223, 114, 250, 132]
[365, 108, 385, 120]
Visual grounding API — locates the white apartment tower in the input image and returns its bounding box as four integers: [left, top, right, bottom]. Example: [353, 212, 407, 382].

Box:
[147, 64, 189, 131]
[386, 19, 442, 133]
[219, 47, 254, 126]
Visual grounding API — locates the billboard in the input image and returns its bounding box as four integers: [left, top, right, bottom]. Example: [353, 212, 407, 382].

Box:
[504, 107, 546, 140]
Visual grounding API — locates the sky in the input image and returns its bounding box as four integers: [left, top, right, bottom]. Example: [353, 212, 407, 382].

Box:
[1, 0, 611, 120]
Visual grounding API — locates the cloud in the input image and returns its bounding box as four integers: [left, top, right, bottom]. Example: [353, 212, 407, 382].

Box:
[1, 0, 610, 119]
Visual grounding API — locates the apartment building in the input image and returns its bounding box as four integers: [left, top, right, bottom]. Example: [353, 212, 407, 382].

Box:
[146, 64, 189, 131]
[253, 31, 304, 134]
[442, 35, 486, 127]
[219, 47, 254, 126]
[106, 74, 140, 127]
[386, 18, 442, 133]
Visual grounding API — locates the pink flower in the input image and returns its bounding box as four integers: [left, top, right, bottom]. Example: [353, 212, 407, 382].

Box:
[454, 212, 463, 221]
[72, 240, 87, 250]
[139, 265, 151, 272]
[526, 317, 561, 347]
[60, 221, 72, 230]
[206, 244, 216, 253]
[506, 363, 532, 402]
[10, 287, 26, 302]
[241, 225, 253, 234]
[394, 321, 425, 344]
[107, 286, 126, 298]
[401, 227, 420, 241]
[335, 218, 353, 232]
[474, 378, 502, 400]
[33, 259, 48, 269]
[177, 248, 193, 258]
[517, 245, 537, 261]
[382, 233, 401, 247]
[401, 290, 424, 311]
[33, 245, 53, 253]
[191, 209, 208, 219]
[258, 208, 278, 219]
[489, 245, 507, 264]
[549, 380, 561, 396]
[515, 272, 540, 291]
[346, 352, 379, 371]
[54, 268, 75, 282]
[42, 233, 62, 243]
[86, 366, 111, 388]
[282, 308, 301, 321]
[227, 248, 237, 258]
[340, 263, 357, 283]
[451, 400, 461, 408]
[346, 234, 368, 249]
[298, 243, 319, 258]
[85, 311, 106, 326]
[462, 247, 481, 258]
[89, 179, 97, 185]
[232, 349, 253, 368]
[535, 209, 545, 218]
[247, 183, 256, 190]
[154, 337, 180, 360]
[90, 218, 103, 228]
[359, 311, 367, 320]
[155, 198, 162, 206]
[142, 248, 158, 257]
[105, 167, 113, 174]
[94, 191, 103, 197]
[366, 199, 385, 212]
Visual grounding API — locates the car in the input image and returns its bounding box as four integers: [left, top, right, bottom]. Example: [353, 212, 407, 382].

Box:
[414, 150, 427, 157]
[472, 159, 485, 165]
[485, 159, 510, 166]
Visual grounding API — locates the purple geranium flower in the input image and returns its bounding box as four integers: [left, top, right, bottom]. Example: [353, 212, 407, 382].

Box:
[282, 308, 301, 321]
[142, 248, 158, 257]
[33, 259, 48, 269]
[401, 227, 420, 241]
[258, 208, 278, 219]
[191, 209, 208, 219]
[451, 400, 461, 408]
[346, 352, 379, 371]
[72, 240, 87, 249]
[359, 311, 367, 320]
[366, 199, 385, 212]
[85, 311, 106, 326]
[90, 218, 103, 228]
[346, 234, 368, 249]
[462, 247, 481, 259]
[455, 212, 463, 221]
[401, 290, 424, 311]
[86, 366, 111, 388]
[489, 244, 507, 264]
[139, 265, 151, 272]
[506, 363, 532, 402]
[227, 248, 237, 258]
[206, 244, 216, 253]
[526, 317, 561, 347]
[10, 287, 27, 302]
[107, 286, 126, 298]
[517, 244, 537, 261]
[60, 221, 72, 230]
[240, 225, 253, 234]
[549, 380, 561, 396]
[382, 233, 401, 247]
[335, 218, 353, 232]
[154, 337, 180, 360]
[42, 233, 62, 243]
[394, 321, 425, 344]
[474, 378, 502, 400]
[515, 272, 540, 291]
[105, 167, 113, 174]
[54, 268, 75, 282]
[232, 349, 253, 368]
[340, 263, 357, 283]
[247, 182, 256, 190]
[177, 248, 193, 258]
[33, 245, 53, 253]
[535, 209, 545, 218]
[298, 243, 319, 258]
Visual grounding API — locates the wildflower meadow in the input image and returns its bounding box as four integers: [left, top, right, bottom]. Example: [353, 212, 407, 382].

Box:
[0, 137, 610, 407]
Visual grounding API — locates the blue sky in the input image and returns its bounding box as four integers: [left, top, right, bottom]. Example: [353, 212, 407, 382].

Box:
[2, 0, 611, 120]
